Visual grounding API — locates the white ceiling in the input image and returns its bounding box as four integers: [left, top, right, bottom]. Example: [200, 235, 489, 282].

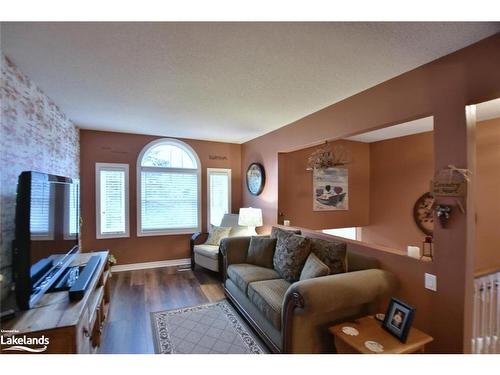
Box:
[346, 116, 435, 143]
[346, 98, 500, 143]
[2, 22, 499, 144]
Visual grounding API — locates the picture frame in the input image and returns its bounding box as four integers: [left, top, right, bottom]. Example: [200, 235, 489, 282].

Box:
[312, 167, 348, 211]
[382, 298, 416, 343]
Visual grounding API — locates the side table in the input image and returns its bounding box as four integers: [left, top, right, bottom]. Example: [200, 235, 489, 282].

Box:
[328, 316, 433, 354]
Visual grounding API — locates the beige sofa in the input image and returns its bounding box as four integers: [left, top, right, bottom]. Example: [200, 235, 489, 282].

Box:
[220, 232, 397, 353]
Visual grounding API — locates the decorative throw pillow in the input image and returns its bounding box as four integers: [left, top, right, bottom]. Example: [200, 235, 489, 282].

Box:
[310, 237, 347, 275]
[246, 236, 277, 269]
[205, 226, 232, 246]
[270, 226, 301, 239]
[273, 231, 311, 282]
[300, 252, 330, 281]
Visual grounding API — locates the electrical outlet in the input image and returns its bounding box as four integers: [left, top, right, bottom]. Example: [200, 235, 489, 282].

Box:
[425, 273, 437, 291]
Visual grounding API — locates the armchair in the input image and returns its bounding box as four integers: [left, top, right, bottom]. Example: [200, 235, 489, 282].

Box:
[190, 213, 250, 272]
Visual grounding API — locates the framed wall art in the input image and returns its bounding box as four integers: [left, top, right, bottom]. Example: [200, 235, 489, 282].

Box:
[313, 167, 348, 211]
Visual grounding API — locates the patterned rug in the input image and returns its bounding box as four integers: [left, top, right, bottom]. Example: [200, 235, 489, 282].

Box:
[150, 300, 268, 354]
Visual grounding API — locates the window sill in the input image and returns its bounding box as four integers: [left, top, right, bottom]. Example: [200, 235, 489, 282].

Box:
[137, 229, 200, 237]
[96, 233, 130, 240]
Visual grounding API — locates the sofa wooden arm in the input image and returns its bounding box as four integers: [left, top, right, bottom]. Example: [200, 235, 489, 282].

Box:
[190, 232, 208, 269]
[219, 236, 251, 280]
[282, 269, 397, 353]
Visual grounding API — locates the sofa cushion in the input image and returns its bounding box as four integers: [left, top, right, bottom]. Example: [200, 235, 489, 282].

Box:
[205, 226, 232, 246]
[227, 264, 281, 293]
[299, 252, 330, 281]
[270, 226, 301, 239]
[246, 236, 277, 268]
[310, 237, 347, 275]
[247, 279, 290, 330]
[193, 244, 220, 259]
[273, 231, 311, 282]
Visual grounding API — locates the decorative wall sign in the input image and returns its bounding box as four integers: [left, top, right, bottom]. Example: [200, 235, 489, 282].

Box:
[431, 165, 470, 197]
[209, 155, 228, 161]
[313, 168, 348, 211]
[246, 163, 265, 196]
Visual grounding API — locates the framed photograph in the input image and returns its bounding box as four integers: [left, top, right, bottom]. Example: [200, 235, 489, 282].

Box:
[312, 167, 348, 211]
[382, 298, 416, 343]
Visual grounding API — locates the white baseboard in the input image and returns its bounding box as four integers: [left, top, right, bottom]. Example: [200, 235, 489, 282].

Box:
[111, 258, 191, 272]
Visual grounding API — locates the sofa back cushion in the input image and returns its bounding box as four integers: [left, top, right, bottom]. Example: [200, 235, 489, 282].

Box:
[270, 226, 301, 239]
[273, 230, 311, 282]
[299, 252, 330, 281]
[310, 237, 347, 275]
[246, 236, 277, 268]
[346, 250, 380, 272]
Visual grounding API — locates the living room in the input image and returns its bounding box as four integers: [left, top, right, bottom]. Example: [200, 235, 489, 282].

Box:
[1, 2, 499, 373]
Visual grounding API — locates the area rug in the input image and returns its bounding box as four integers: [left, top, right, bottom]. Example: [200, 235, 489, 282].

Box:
[150, 300, 268, 354]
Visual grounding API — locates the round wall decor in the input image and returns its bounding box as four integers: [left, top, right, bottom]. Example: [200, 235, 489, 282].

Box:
[246, 163, 265, 196]
[413, 192, 434, 236]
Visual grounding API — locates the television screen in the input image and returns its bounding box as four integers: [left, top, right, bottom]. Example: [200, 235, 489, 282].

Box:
[29, 172, 79, 263]
[14, 171, 80, 309]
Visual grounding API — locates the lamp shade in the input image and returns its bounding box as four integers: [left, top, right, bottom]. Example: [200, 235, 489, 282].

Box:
[238, 207, 263, 227]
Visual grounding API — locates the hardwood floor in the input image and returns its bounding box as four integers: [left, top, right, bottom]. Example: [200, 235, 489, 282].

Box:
[98, 266, 224, 354]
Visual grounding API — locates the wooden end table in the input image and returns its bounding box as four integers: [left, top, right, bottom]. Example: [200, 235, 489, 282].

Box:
[328, 316, 433, 354]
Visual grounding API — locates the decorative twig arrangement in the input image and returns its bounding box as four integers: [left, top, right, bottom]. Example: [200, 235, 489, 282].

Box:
[306, 143, 351, 170]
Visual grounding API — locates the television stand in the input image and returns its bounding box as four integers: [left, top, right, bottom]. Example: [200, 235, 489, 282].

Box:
[2, 251, 111, 354]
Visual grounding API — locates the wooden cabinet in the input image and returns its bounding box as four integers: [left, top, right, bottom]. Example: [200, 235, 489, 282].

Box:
[3, 251, 110, 354]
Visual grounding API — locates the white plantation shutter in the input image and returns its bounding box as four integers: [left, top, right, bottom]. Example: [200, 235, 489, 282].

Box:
[64, 180, 80, 239]
[141, 171, 198, 231]
[96, 163, 129, 238]
[208, 169, 231, 227]
[138, 139, 201, 235]
[30, 178, 53, 238]
[68, 181, 79, 236]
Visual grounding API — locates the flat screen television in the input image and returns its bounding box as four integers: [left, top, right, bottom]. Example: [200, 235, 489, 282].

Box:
[13, 171, 80, 310]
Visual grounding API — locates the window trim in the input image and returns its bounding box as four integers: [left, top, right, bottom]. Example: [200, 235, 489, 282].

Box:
[136, 138, 202, 237]
[95, 162, 130, 239]
[207, 168, 232, 228]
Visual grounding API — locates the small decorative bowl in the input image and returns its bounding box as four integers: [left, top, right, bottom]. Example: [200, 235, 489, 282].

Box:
[341, 326, 359, 336]
[365, 340, 384, 353]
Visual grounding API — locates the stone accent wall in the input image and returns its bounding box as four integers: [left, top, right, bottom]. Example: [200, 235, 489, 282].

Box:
[0, 53, 79, 301]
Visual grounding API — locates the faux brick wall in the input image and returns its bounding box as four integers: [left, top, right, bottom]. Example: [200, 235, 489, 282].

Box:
[0, 53, 79, 302]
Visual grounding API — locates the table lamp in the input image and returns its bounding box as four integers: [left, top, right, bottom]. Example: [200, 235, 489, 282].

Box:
[238, 207, 263, 236]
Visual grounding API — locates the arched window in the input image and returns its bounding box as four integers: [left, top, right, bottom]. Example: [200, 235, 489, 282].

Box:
[137, 138, 201, 236]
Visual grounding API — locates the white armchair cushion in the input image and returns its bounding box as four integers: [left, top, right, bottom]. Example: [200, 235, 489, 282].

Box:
[193, 244, 220, 260]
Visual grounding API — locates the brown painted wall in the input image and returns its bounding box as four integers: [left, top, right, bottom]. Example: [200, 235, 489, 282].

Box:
[475, 117, 500, 272]
[360, 119, 499, 272]
[80, 130, 241, 265]
[241, 34, 500, 352]
[277, 140, 370, 229]
[361, 131, 434, 251]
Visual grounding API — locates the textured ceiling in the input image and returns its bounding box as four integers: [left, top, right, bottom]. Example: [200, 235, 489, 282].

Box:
[2, 22, 499, 143]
